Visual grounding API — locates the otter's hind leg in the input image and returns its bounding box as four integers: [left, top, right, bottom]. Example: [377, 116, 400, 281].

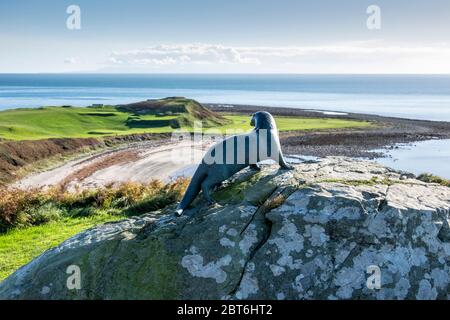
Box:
[201, 178, 216, 205]
[279, 153, 294, 170]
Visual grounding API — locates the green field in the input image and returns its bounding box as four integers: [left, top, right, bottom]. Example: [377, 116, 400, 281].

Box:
[0, 106, 179, 140]
[0, 105, 371, 140]
[219, 115, 372, 132]
[0, 215, 125, 281]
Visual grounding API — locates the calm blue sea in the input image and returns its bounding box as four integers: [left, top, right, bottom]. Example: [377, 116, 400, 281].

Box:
[1, 74, 450, 121]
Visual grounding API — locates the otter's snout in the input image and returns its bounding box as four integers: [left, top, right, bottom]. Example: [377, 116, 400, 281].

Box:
[250, 115, 255, 126]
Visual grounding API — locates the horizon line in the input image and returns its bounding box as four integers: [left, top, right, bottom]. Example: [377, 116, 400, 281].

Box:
[1, 72, 450, 76]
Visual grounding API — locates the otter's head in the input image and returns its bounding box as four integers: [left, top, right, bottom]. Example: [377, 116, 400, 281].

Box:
[250, 111, 277, 130]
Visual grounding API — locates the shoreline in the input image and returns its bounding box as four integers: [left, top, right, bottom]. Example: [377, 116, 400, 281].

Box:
[207, 103, 450, 158]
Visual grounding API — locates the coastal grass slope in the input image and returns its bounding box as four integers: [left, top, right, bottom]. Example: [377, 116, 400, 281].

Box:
[0, 97, 371, 140]
[0, 178, 189, 280]
[0, 215, 125, 281]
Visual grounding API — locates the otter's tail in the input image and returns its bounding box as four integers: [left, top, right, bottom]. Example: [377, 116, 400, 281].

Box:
[176, 168, 207, 215]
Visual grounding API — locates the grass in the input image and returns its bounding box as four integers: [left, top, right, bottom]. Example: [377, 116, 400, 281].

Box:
[219, 115, 371, 133]
[0, 106, 372, 141]
[318, 176, 397, 186]
[0, 180, 188, 232]
[417, 173, 450, 187]
[0, 106, 179, 140]
[0, 179, 189, 281]
[0, 214, 125, 281]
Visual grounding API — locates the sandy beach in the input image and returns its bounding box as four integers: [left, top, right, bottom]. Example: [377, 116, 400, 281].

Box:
[13, 140, 210, 190]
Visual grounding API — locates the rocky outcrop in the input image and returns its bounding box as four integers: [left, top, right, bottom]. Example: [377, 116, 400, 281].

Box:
[1, 157, 449, 300]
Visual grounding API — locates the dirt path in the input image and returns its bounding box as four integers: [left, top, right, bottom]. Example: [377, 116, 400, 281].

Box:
[13, 140, 210, 191]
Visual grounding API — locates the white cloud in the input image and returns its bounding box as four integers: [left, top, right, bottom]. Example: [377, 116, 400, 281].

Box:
[108, 44, 260, 66]
[104, 42, 450, 73]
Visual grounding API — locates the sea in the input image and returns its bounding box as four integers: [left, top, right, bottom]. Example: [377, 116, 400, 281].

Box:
[1, 74, 450, 177]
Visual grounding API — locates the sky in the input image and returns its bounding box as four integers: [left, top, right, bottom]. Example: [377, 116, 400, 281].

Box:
[0, 0, 450, 73]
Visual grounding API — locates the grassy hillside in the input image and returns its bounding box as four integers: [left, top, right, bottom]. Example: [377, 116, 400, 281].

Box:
[0, 215, 125, 281]
[0, 179, 188, 280]
[118, 97, 230, 128]
[0, 97, 371, 140]
[0, 104, 179, 140]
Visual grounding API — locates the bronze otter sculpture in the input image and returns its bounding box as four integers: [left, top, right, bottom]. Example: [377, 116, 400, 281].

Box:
[176, 111, 292, 215]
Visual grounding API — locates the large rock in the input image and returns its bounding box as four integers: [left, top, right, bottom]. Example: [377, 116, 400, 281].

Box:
[1, 157, 449, 300]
